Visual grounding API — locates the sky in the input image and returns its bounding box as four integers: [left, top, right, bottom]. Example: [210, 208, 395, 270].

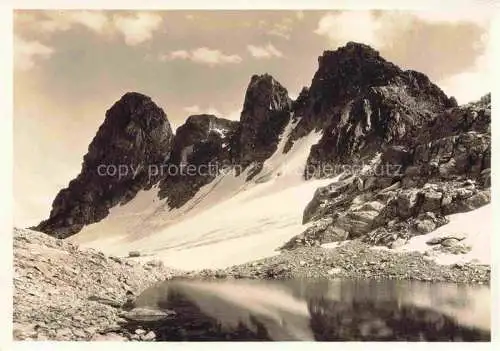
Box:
[13, 9, 494, 227]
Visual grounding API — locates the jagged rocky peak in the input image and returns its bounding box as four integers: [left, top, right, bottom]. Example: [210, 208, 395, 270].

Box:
[158, 114, 239, 209]
[285, 42, 457, 172]
[84, 92, 173, 167]
[238, 73, 292, 174]
[35, 92, 174, 238]
[312, 42, 451, 105]
[169, 114, 239, 165]
[314, 42, 400, 94]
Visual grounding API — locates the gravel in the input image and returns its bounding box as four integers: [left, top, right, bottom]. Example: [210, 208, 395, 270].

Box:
[182, 240, 490, 284]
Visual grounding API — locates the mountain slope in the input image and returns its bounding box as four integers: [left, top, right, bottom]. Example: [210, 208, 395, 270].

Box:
[32, 42, 491, 270]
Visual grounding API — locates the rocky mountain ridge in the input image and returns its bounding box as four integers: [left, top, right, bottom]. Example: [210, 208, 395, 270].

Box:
[33, 42, 490, 250]
[282, 94, 491, 250]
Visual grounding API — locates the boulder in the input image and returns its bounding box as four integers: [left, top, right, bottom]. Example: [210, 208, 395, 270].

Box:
[421, 189, 443, 213]
[120, 308, 176, 323]
[415, 219, 436, 234]
[322, 226, 349, 242]
[395, 190, 421, 218]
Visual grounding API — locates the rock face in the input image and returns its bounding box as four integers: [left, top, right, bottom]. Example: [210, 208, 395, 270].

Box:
[13, 228, 178, 341]
[35, 92, 174, 238]
[283, 42, 455, 177]
[158, 114, 239, 208]
[236, 74, 292, 178]
[34, 43, 490, 244]
[283, 94, 491, 249]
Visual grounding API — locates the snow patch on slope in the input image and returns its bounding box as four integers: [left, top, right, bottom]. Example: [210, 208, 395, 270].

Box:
[366, 205, 491, 266]
[70, 121, 334, 270]
[396, 204, 492, 265]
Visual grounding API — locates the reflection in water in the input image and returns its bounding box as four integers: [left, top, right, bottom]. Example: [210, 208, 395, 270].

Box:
[126, 279, 490, 341]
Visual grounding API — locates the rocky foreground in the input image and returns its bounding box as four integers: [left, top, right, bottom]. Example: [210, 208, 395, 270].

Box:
[13, 228, 180, 341]
[14, 227, 490, 341]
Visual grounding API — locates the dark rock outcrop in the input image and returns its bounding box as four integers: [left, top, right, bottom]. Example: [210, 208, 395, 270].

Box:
[35, 92, 174, 238]
[283, 42, 455, 177]
[236, 74, 292, 179]
[158, 114, 239, 208]
[282, 94, 491, 250]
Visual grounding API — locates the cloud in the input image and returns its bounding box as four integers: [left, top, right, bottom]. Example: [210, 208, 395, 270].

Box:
[190, 48, 242, 65]
[165, 50, 190, 60]
[183, 105, 201, 114]
[112, 12, 163, 46]
[14, 35, 54, 71]
[70, 11, 109, 33]
[438, 31, 492, 104]
[247, 43, 283, 59]
[409, 9, 492, 28]
[314, 10, 492, 50]
[183, 105, 241, 120]
[17, 10, 110, 35]
[162, 47, 242, 66]
[15, 11, 163, 46]
[183, 105, 221, 116]
[314, 11, 411, 50]
[268, 17, 294, 40]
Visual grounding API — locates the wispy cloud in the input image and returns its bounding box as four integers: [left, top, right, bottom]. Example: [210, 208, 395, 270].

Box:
[112, 12, 163, 46]
[314, 10, 492, 50]
[314, 11, 409, 50]
[247, 43, 283, 59]
[14, 35, 54, 71]
[15, 11, 163, 46]
[295, 11, 305, 21]
[183, 105, 241, 120]
[20, 10, 110, 35]
[409, 9, 492, 28]
[183, 105, 221, 116]
[161, 47, 242, 66]
[438, 31, 492, 103]
[267, 17, 294, 40]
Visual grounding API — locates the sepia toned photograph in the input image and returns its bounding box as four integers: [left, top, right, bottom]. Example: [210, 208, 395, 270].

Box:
[11, 3, 494, 343]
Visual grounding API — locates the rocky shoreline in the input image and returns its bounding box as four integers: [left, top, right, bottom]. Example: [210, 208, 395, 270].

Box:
[183, 240, 490, 284]
[13, 228, 179, 341]
[13, 227, 490, 341]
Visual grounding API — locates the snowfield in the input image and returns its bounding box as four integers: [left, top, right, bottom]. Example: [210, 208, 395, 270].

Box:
[70, 124, 334, 270]
[68, 117, 492, 270]
[397, 204, 492, 265]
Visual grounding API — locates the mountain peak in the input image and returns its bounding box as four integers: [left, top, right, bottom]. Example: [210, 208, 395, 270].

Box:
[243, 74, 290, 111]
[35, 93, 174, 238]
[322, 41, 383, 60]
[238, 74, 292, 172]
[249, 73, 276, 84]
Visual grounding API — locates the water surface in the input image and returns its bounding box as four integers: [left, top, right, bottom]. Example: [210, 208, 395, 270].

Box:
[128, 279, 490, 341]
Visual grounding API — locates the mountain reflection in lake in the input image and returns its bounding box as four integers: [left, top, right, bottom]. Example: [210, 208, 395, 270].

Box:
[127, 279, 490, 341]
